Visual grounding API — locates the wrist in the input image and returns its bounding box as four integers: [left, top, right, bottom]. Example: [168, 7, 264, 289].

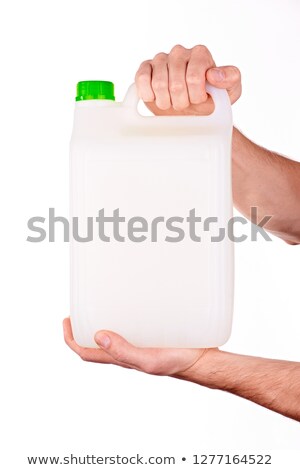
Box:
[174, 348, 232, 389]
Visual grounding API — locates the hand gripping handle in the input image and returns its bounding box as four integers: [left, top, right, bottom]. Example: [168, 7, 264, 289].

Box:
[123, 82, 232, 126]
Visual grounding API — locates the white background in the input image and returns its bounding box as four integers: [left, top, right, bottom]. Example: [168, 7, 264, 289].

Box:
[0, 0, 299, 468]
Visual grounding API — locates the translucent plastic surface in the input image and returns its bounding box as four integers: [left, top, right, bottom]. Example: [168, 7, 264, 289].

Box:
[70, 83, 233, 348]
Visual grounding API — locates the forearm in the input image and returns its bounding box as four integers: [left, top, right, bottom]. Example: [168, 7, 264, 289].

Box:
[232, 127, 300, 244]
[175, 349, 300, 421]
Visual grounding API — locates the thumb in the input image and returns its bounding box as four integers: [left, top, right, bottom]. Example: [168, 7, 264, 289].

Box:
[94, 330, 204, 376]
[94, 330, 156, 372]
[206, 66, 241, 104]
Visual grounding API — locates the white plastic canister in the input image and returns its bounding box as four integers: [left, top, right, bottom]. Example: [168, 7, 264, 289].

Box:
[70, 80, 233, 348]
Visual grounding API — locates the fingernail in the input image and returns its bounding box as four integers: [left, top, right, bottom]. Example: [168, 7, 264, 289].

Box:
[210, 68, 225, 81]
[95, 333, 111, 349]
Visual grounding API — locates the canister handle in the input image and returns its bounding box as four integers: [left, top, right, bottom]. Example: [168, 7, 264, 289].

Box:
[123, 82, 232, 125]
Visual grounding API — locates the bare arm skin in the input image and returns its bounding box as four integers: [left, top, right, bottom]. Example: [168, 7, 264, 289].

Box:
[232, 128, 300, 244]
[174, 349, 300, 422]
[64, 44, 300, 421]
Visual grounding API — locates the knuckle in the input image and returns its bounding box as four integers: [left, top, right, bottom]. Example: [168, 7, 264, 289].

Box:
[140, 59, 151, 67]
[135, 62, 150, 79]
[169, 80, 185, 94]
[152, 78, 168, 92]
[170, 44, 186, 55]
[186, 71, 202, 85]
[113, 348, 125, 363]
[228, 66, 241, 81]
[193, 44, 209, 55]
[153, 52, 167, 61]
[135, 71, 150, 84]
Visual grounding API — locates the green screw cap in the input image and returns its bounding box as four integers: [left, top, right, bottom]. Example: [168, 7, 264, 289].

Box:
[76, 81, 115, 101]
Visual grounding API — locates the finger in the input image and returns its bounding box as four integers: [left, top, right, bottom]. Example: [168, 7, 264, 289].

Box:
[63, 318, 127, 366]
[135, 60, 155, 102]
[168, 45, 190, 110]
[186, 45, 215, 104]
[95, 330, 157, 372]
[151, 53, 171, 110]
[63, 317, 83, 355]
[206, 66, 242, 104]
